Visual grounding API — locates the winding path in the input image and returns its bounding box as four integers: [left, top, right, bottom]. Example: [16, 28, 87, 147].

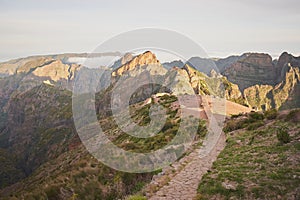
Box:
[145, 95, 227, 200]
[147, 131, 226, 200]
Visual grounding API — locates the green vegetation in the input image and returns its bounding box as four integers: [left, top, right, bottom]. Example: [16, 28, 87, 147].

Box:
[0, 91, 207, 199]
[264, 108, 278, 120]
[246, 120, 264, 130]
[276, 127, 290, 144]
[197, 113, 300, 199]
[100, 94, 207, 153]
[223, 111, 265, 133]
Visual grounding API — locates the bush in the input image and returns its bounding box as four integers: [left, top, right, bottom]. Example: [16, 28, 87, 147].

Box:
[45, 185, 60, 200]
[223, 119, 248, 133]
[230, 113, 243, 119]
[264, 109, 277, 120]
[276, 128, 290, 144]
[248, 112, 264, 121]
[246, 121, 264, 130]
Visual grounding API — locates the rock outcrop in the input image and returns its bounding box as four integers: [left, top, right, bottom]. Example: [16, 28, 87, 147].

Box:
[219, 52, 300, 110]
[112, 51, 160, 77]
[32, 60, 79, 82]
[244, 85, 273, 110]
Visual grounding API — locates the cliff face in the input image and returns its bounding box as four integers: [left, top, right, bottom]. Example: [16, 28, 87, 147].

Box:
[32, 60, 79, 82]
[215, 53, 249, 73]
[244, 85, 274, 110]
[223, 53, 276, 91]
[243, 65, 300, 110]
[220, 52, 300, 110]
[273, 66, 300, 109]
[0, 84, 77, 186]
[182, 64, 209, 95]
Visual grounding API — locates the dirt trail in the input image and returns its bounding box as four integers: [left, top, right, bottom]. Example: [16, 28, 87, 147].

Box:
[146, 131, 226, 200]
[144, 95, 227, 200]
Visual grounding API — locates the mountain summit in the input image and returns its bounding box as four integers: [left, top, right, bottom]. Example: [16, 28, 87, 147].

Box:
[112, 51, 160, 77]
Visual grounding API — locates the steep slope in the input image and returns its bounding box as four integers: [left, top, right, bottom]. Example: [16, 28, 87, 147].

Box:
[0, 84, 76, 182]
[186, 57, 218, 75]
[0, 93, 207, 199]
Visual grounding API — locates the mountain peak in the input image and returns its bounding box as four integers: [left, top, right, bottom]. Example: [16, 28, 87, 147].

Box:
[112, 51, 160, 77]
[242, 53, 273, 67]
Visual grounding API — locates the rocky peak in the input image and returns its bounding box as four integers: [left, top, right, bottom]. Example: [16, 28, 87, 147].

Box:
[112, 51, 160, 77]
[277, 52, 292, 67]
[223, 53, 276, 91]
[277, 52, 300, 68]
[241, 53, 273, 67]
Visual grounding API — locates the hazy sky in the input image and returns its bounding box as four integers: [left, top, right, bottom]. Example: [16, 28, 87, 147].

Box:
[0, 0, 299, 61]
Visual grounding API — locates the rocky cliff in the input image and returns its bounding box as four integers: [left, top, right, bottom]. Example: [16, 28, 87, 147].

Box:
[223, 53, 276, 91]
[112, 51, 161, 77]
[219, 52, 300, 110]
[244, 65, 300, 111]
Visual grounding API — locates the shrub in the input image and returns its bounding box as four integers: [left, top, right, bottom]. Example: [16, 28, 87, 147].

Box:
[223, 119, 248, 133]
[246, 121, 264, 130]
[276, 128, 290, 144]
[230, 113, 243, 119]
[45, 185, 60, 200]
[264, 109, 277, 120]
[248, 112, 264, 121]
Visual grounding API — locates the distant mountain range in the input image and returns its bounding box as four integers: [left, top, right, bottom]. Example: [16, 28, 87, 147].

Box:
[0, 50, 299, 199]
[0, 51, 299, 111]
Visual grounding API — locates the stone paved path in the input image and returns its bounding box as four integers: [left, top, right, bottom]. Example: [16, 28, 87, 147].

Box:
[146, 131, 226, 200]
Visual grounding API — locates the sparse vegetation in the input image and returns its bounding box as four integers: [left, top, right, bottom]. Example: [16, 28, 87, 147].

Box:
[0, 92, 207, 199]
[285, 109, 300, 123]
[224, 112, 265, 133]
[198, 115, 300, 199]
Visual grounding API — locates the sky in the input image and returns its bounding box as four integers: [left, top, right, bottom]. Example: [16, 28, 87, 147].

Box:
[0, 0, 300, 61]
